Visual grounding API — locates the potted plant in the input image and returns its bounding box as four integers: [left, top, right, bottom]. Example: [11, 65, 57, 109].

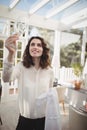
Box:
[71, 63, 83, 90]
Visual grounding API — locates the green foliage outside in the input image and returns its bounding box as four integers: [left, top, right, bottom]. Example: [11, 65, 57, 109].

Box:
[60, 39, 83, 67]
[71, 63, 83, 77]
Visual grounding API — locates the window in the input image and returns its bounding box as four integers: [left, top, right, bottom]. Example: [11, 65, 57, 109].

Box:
[15, 40, 22, 64]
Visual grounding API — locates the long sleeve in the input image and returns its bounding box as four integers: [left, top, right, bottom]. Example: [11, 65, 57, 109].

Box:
[2, 58, 14, 82]
[49, 69, 54, 88]
[2, 58, 21, 82]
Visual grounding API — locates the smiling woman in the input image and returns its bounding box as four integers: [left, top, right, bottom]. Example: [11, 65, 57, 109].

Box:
[2, 32, 56, 130]
[29, 38, 43, 58]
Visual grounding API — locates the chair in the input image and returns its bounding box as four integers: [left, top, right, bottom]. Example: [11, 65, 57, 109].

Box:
[0, 86, 2, 125]
[56, 86, 66, 114]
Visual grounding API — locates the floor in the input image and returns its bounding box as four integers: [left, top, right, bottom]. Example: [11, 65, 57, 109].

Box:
[0, 100, 70, 130]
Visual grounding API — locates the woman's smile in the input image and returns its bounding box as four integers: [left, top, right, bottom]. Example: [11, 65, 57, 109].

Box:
[29, 38, 43, 57]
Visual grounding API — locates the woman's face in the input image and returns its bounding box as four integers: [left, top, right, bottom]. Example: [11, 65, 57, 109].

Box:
[29, 38, 43, 58]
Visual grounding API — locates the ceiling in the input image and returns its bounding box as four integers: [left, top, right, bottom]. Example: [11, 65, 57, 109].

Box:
[0, 0, 87, 32]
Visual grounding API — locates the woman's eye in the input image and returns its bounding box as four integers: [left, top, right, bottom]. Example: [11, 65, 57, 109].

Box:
[37, 43, 42, 47]
[31, 43, 35, 46]
[30, 43, 42, 47]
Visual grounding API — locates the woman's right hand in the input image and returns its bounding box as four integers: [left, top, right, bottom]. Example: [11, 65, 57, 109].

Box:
[5, 34, 19, 55]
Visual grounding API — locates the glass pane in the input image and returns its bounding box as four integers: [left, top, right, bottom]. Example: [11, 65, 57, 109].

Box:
[17, 59, 21, 63]
[0, 40, 4, 48]
[0, 50, 3, 58]
[17, 41, 22, 49]
[0, 60, 3, 68]
[10, 21, 15, 35]
[17, 51, 21, 58]
[9, 88, 14, 94]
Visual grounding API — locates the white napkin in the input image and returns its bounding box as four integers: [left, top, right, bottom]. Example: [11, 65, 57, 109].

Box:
[45, 88, 62, 130]
[36, 88, 62, 130]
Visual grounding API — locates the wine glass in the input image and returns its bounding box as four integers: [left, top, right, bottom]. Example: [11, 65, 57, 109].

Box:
[14, 17, 27, 38]
[6, 17, 27, 50]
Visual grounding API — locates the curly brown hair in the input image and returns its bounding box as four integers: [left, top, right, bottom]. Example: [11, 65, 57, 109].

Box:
[22, 36, 51, 68]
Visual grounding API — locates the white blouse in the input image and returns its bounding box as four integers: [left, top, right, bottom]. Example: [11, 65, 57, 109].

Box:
[2, 59, 54, 119]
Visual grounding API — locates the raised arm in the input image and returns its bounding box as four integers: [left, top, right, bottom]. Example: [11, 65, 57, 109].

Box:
[2, 34, 19, 82]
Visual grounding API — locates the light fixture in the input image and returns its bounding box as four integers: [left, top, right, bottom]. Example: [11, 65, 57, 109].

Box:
[29, 0, 51, 15]
[9, 0, 20, 9]
[61, 7, 87, 25]
[45, 0, 79, 18]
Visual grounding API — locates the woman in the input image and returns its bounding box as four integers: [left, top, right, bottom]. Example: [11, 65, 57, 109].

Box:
[2, 34, 54, 130]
